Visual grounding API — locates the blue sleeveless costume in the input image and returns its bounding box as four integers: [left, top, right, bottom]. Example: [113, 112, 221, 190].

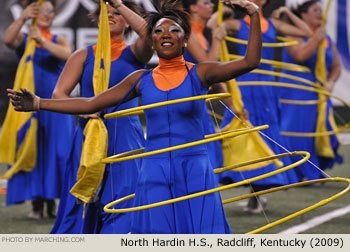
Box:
[219, 19, 298, 187]
[278, 36, 343, 180]
[184, 36, 224, 170]
[51, 46, 145, 234]
[130, 65, 231, 234]
[6, 34, 75, 206]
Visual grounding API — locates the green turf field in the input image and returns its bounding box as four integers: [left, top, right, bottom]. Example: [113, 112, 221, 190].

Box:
[1, 145, 349, 234]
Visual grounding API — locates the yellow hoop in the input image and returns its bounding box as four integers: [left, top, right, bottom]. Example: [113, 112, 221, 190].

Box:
[229, 54, 311, 72]
[233, 177, 350, 233]
[102, 125, 268, 163]
[104, 93, 231, 119]
[251, 69, 319, 88]
[236, 81, 350, 137]
[103, 151, 310, 213]
[225, 36, 298, 47]
[280, 98, 328, 105]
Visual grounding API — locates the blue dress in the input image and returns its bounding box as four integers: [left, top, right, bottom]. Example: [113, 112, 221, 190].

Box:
[219, 19, 298, 187]
[184, 36, 224, 170]
[131, 65, 231, 234]
[6, 34, 75, 205]
[51, 46, 145, 234]
[278, 36, 343, 180]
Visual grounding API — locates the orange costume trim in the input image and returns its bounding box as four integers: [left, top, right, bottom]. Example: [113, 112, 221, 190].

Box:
[191, 21, 208, 51]
[36, 29, 53, 47]
[152, 56, 195, 91]
[243, 12, 268, 33]
[93, 38, 127, 61]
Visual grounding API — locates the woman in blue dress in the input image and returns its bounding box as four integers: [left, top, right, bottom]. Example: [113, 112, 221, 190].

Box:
[50, 0, 152, 234]
[278, 0, 342, 181]
[217, 0, 312, 213]
[2, 0, 75, 219]
[182, 0, 229, 171]
[8, 0, 262, 234]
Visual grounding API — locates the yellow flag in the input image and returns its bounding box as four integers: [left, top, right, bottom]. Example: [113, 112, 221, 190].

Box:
[0, 0, 44, 179]
[314, 0, 339, 158]
[70, 0, 110, 203]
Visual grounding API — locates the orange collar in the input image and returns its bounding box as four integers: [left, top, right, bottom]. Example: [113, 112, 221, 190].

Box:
[243, 13, 269, 33]
[93, 38, 127, 61]
[152, 56, 194, 91]
[191, 21, 208, 51]
[36, 29, 53, 48]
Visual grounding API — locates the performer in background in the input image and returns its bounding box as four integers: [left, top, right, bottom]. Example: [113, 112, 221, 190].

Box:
[1, 0, 75, 219]
[278, 0, 342, 181]
[51, 0, 152, 234]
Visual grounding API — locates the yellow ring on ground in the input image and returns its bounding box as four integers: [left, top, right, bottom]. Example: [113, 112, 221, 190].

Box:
[237, 81, 350, 137]
[104, 93, 231, 119]
[102, 125, 268, 163]
[225, 35, 298, 47]
[103, 151, 309, 213]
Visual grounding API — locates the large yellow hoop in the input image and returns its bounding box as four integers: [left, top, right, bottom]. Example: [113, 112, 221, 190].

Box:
[241, 177, 350, 233]
[103, 151, 310, 214]
[229, 54, 311, 72]
[102, 125, 268, 163]
[237, 81, 350, 137]
[104, 93, 231, 119]
[225, 36, 298, 47]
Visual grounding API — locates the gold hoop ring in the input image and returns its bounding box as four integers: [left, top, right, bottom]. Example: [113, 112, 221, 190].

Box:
[225, 36, 298, 47]
[102, 125, 268, 163]
[229, 54, 311, 72]
[104, 93, 231, 119]
[237, 81, 350, 137]
[222, 177, 350, 234]
[103, 151, 310, 213]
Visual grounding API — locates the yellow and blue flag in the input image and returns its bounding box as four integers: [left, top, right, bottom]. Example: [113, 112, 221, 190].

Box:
[0, 0, 44, 179]
[70, 0, 110, 204]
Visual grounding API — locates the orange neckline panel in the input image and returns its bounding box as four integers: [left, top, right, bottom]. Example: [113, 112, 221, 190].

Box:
[153, 56, 195, 91]
[92, 38, 127, 61]
[191, 21, 208, 51]
[36, 29, 53, 48]
[244, 13, 269, 33]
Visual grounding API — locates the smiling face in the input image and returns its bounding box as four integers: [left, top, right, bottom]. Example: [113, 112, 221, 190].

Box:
[105, 4, 128, 37]
[301, 2, 323, 28]
[37, 1, 55, 29]
[152, 18, 187, 60]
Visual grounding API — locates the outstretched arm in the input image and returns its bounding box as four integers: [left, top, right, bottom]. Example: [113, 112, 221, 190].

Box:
[8, 70, 146, 114]
[197, 0, 262, 87]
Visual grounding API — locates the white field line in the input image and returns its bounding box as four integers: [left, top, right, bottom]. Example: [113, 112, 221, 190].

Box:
[278, 204, 350, 234]
[340, 133, 350, 145]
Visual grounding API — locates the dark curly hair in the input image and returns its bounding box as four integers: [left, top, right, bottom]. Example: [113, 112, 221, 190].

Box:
[293, 0, 320, 18]
[89, 0, 142, 37]
[182, 0, 198, 14]
[145, 0, 191, 42]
